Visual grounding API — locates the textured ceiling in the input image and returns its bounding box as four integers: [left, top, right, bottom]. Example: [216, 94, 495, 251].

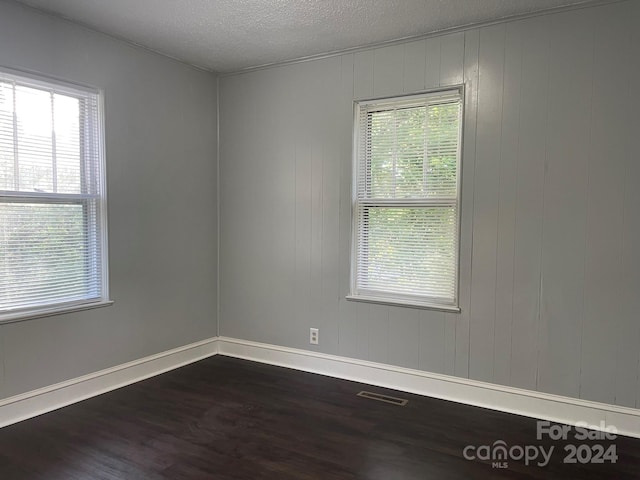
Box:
[15, 0, 595, 73]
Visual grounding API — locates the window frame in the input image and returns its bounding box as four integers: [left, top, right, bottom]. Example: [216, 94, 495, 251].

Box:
[0, 67, 111, 324]
[347, 86, 464, 313]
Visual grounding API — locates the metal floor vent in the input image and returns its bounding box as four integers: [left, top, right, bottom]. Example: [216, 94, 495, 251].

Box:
[357, 391, 408, 406]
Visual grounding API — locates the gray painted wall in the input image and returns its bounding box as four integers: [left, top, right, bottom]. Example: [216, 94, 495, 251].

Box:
[219, 0, 640, 408]
[0, 2, 218, 399]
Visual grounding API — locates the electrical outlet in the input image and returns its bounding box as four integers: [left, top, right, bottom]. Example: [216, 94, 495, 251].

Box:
[310, 328, 319, 345]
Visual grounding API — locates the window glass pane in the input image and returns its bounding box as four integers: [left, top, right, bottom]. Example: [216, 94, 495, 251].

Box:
[367, 102, 460, 200]
[357, 206, 457, 301]
[0, 202, 97, 311]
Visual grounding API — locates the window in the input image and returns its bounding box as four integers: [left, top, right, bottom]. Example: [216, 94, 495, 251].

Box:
[0, 68, 109, 322]
[349, 88, 463, 311]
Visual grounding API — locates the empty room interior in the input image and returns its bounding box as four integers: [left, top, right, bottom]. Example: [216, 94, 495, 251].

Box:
[0, 0, 639, 478]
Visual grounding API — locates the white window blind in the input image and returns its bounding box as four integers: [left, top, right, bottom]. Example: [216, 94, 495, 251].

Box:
[0, 69, 108, 321]
[350, 89, 462, 310]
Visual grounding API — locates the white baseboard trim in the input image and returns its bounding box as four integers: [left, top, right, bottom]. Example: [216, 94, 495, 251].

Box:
[2, 335, 639, 439]
[0, 337, 219, 428]
[217, 337, 640, 439]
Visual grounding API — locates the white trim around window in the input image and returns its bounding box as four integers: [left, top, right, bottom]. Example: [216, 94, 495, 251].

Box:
[0, 67, 111, 323]
[349, 87, 464, 312]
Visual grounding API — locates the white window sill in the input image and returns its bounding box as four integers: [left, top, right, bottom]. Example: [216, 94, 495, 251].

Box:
[0, 300, 114, 325]
[346, 295, 461, 313]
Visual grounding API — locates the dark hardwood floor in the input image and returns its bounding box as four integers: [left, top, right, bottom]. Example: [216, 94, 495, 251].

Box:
[0, 355, 638, 479]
